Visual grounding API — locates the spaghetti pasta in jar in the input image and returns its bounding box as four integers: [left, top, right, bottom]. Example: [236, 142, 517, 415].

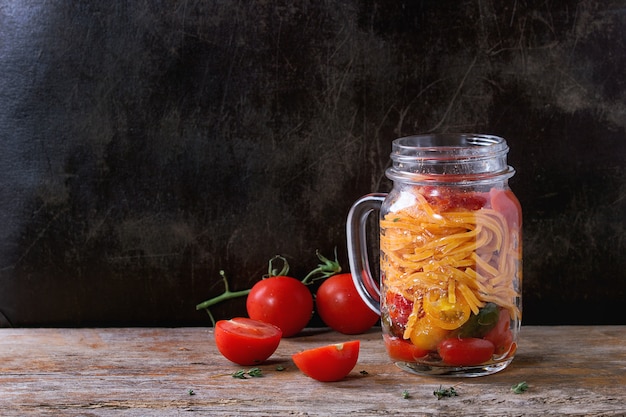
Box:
[347, 134, 521, 376]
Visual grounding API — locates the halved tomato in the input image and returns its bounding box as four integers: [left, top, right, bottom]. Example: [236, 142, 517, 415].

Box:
[423, 288, 471, 330]
[214, 317, 282, 365]
[292, 340, 360, 382]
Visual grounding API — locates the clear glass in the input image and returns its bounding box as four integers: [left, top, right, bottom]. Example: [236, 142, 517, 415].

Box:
[347, 134, 522, 377]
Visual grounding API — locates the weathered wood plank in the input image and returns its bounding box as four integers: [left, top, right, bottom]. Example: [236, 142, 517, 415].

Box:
[0, 327, 624, 416]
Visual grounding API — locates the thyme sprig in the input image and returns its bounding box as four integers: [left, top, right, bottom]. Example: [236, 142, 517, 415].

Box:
[433, 385, 458, 400]
[511, 381, 529, 394]
[232, 368, 264, 379]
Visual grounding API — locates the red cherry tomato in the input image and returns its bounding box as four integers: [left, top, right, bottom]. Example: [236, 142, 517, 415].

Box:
[292, 340, 360, 382]
[484, 308, 514, 356]
[316, 273, 379, 334]
[438, 337, 495, 366]
[214, 317, 282, 365]
[246, 276, 313, 337]
[383, 334, 428, 362]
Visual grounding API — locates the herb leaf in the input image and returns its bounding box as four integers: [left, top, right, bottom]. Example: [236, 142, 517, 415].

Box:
[232, 370, 247, 379]
[434, 386, 458, 400]
[511, 381, 529, 394]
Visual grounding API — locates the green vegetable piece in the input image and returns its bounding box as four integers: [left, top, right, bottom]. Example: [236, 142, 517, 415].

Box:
[433, 386, 458, 400]
[511, 381, 529, 394]
[247, 368, 263, 377]
[232, 370, 247, 379]
[402, 390, 410, 399]
[456, 302, 499, 338]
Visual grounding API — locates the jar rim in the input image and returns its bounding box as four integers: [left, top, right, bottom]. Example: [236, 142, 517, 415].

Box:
[392, 133, 508, 158]
[387, 133, 514, 184]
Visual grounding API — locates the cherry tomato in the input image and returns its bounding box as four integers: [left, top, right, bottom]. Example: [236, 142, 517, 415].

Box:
[316, 273, 379, 335]
[292, 340, 360, 382]
[423, 288, 471, 330]
[484, 308, 514, 356]
[383, 334, 428, 362]
[214, 317, 282, 365]
[489, 188, 522, 230]
[409, 315, 450, 351]
[246, 276, 313, 337]
[438, 337, 495, 366]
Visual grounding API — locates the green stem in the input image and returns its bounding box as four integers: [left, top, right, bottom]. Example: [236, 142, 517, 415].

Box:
[195, 270, 251, 326]
[266, 255, 290, 277]
[301, 248, 342, 285]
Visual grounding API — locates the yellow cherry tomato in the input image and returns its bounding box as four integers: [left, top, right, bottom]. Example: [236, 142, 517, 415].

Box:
[409, 315, 450, 351]
[423, 288, 471, 330]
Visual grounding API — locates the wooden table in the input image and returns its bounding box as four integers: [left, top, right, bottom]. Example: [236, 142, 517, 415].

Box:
[0, 326, 624, 416]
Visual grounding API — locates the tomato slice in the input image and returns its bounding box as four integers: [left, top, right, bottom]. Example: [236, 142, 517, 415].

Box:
[383, 334, 428, 362]
[423, 288, 471, 330]
[438, 337, 495, 366]
[292, 340, 360, 382]
[214, 317, 282, 365]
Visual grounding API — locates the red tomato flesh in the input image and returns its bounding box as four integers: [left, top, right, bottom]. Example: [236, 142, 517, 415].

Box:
[438, 337, 495, 366]
[292, 340, 360, 382]
[214, 317, 282, 365]
[246, 276, 313, 337]
[484, 308, 514, 356]
[385, 292, 413, 331]
[383, 334, 428, 362]
[316, 273, 379, 335]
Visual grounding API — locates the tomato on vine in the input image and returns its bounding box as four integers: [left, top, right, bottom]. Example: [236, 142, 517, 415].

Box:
[315, 272, 379, 335]
[246, 273, 313, 338]
[196, 251, 342, 338]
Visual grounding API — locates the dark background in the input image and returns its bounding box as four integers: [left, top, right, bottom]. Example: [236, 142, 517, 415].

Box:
[1, 0, 624, 327]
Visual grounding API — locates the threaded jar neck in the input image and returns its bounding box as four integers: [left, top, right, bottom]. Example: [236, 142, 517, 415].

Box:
[386, 133, 515, 184]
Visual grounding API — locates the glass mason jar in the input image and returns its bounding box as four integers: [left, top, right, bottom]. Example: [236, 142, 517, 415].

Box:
[347, 134, 522, 377]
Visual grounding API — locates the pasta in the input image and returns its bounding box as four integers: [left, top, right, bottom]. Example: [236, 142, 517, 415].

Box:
[380, 188, 522, 341]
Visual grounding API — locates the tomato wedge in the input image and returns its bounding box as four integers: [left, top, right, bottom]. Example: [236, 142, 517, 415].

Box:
[214, 317, 282, 365]
[292, 340, 360, 382]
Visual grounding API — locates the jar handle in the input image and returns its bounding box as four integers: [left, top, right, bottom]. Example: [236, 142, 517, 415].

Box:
[346, 193, 386, 316]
